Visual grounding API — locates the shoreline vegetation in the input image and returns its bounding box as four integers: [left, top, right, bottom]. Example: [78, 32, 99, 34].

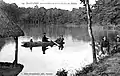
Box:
[73, 49, 120, 76]
[1, 0, 120, 27]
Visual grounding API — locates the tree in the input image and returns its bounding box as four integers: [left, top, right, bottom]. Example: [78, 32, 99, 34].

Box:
[92, 0, 120, 26]
[1, 3, 22, 23]
[80, 0, 97, 63]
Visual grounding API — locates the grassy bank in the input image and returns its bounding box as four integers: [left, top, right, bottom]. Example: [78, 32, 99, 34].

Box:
[74, 52, 120, 76]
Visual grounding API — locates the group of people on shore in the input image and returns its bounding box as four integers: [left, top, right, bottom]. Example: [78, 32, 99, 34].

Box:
[96, 34, 120, 60]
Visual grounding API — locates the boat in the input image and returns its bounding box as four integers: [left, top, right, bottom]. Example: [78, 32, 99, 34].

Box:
[21, 40, 58, 48]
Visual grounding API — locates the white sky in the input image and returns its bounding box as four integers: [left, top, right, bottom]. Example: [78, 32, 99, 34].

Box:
[3, 0, 96, 11]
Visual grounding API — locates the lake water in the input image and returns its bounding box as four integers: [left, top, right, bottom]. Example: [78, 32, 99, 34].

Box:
[0, 25, 94, 76]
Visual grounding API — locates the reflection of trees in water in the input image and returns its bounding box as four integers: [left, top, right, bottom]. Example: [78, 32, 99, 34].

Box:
[93, 29, 120, 42]
[22, 25, 120, 42]
[70, 27, 90, 42]
[22, 25, 91, 41]
[0, 38, 5, 51]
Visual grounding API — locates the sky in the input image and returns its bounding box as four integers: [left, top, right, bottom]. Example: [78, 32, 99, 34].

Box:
[3, 0, 96, 11]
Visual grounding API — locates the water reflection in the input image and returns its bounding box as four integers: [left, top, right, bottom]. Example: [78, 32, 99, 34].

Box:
[42, 46, 48, 54]
[0, 38, 5, 51]
[1, 25, 120, 76]
[22, 25, 90, 42]
[19, 25, 92, 75]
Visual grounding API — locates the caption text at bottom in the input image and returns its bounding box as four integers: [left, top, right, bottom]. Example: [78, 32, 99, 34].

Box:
[21, 72, 53, 76]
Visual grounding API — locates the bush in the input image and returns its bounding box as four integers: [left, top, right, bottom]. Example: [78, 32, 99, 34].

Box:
[75, 64, 94, 76]
[56, 68, 68, 76]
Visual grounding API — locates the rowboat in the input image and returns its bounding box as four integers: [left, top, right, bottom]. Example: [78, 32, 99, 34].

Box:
[21, 41, 57, 48]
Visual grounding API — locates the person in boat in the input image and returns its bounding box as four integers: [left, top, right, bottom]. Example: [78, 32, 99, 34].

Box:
[30, 37, 33, 42]
[42, 33, 49, 54]
[100, 36, 110, 55]
[42, 33, 49, 42]
[29, 37, 33, 51]
[56, 35, 65, 50]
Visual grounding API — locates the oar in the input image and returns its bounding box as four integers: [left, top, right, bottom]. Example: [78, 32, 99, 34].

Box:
[53, 41, 59, 46]
[48, 39, 59, 46]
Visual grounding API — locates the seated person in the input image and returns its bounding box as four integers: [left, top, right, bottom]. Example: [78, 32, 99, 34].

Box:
[56, 35, 65, 50]
[30, 37, 33, 42]
[42, 33, 49, 42]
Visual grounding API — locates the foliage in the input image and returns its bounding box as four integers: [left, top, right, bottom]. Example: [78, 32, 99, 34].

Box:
[0, 1, 87, 26]
[75, 64, 94, 76]
[92, 0, 120, 26]
[1, 0, 120, 27]
[74, 63, 111, 76]
[0, 2, 22, 23]
[56, 69, 68, 76]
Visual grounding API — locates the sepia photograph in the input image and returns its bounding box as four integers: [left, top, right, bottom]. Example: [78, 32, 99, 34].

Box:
[0, 0, 120, 76]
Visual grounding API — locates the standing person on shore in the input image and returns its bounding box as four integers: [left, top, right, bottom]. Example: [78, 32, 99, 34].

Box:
[115, 35, 120, 51]
[100, 36, 110, 56]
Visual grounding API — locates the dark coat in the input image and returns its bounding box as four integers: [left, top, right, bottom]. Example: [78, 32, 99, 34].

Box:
[56, 38, 64, 44]
[42, 35, 49, 42]
[101, 40, 109, 47]
[101, 39, 110, 54]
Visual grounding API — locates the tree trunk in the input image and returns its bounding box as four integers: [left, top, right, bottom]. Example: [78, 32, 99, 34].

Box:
[85, 0, 97, 63]
[14, 37, 18, 65]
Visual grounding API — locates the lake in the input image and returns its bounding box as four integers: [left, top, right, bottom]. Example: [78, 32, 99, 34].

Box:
[0, 25, 108, 76]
